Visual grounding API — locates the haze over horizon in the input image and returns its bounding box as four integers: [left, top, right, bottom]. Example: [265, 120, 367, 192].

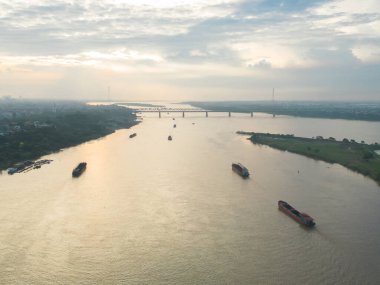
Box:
[0, 0, 379, 102]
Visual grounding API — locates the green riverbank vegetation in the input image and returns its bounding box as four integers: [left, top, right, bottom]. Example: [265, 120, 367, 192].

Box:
[188, 101, 380, 121]
[0, 101, 137, 170]
[237, 131, 380, 186]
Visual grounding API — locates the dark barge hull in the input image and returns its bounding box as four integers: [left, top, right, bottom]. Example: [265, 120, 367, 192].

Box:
[232, 163, 249, 178]
[278, 200, 315, 227]
[72, 162, 87, 177]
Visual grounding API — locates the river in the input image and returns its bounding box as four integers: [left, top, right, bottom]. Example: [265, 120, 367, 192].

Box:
[0, 103, 380, 284]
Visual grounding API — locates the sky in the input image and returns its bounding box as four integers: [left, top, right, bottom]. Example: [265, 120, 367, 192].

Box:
[0, 0, 379, 102]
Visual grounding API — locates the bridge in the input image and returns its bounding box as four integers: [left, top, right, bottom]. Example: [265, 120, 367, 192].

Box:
[135, 108, 254, 118]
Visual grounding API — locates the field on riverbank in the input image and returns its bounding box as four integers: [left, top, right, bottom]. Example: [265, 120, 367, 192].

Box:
[238, 131, 380, 185]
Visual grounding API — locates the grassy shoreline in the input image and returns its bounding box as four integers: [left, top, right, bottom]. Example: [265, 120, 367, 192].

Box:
[238, 131, 380, 186]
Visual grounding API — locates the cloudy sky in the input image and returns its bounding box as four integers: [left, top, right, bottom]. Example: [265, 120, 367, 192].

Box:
[0, 0, 379, 101]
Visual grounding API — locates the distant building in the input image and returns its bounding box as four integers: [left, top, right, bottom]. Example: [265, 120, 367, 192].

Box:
[33, 121, 51, 128]
[1, 111, 13, 119]
[11, 125, 21, 132]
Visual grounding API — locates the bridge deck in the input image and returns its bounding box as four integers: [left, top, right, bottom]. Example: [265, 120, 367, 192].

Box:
[136, 110, 220, 112]
[134, 109, 254, 117]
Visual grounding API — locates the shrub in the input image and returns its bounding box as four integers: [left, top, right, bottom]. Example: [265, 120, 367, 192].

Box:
[363, 151, 374, 160]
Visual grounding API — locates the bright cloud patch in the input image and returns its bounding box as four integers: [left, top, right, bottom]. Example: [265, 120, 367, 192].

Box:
[232, 43, 316, 69]
[312, 0, 380, 15]
[310, 0, 380, 37]
[352, 45, 380, 63]
[0, 49, 164, 68]
[0, 0, 379, 100]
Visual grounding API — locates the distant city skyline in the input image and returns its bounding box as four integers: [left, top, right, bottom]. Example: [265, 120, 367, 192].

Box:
[0, 0, 379, 101]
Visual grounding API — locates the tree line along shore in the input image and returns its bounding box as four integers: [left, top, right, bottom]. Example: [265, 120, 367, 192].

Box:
[0, 101, 137, 171]
[237, 131, 380, 186]
[187, 101, 380, 121]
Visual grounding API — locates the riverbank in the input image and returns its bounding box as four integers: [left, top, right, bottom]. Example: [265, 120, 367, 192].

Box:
[238, 131, 380, 186]
[187, 101, 380, 121]
[0, 102, 138, 171]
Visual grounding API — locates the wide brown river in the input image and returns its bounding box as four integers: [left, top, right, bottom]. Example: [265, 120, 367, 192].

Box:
[1, 105, 380, 284]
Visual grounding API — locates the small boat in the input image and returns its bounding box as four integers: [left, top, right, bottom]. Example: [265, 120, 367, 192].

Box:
[173, 124, 176, 128]
[7, 168, 18, 175]
[168, 136, 172, 141]
[232, 163, 249, 178]
[278, 200, 315, 227]
[7, 160, 34, 175]
[72, 162, 87, 177]
[129, 133, 137, 138]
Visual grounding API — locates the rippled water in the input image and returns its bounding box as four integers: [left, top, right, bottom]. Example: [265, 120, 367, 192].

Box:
[1, 108, 380, 284]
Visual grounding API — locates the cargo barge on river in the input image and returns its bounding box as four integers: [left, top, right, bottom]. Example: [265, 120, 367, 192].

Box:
[72, 162, 87, 177]
[278, 200, 315, 227]
[232, 163, 250, 178]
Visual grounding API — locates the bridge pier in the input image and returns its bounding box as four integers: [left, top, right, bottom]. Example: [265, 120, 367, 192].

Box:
[159, 111, 161, 118]
[228, 112, 231, 117]
[206, 111, 208, 117]
[182, 112, 185, 118]
[251, 112, 253, 117]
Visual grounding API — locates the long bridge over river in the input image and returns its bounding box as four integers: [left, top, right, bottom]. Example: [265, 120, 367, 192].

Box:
[135, 108, 255, 118]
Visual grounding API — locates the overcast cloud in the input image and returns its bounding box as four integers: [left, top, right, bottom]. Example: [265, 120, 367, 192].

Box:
[0, 0, 379, 101]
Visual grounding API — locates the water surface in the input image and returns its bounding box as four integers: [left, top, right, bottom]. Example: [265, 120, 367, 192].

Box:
[0, 110, 380, 284]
